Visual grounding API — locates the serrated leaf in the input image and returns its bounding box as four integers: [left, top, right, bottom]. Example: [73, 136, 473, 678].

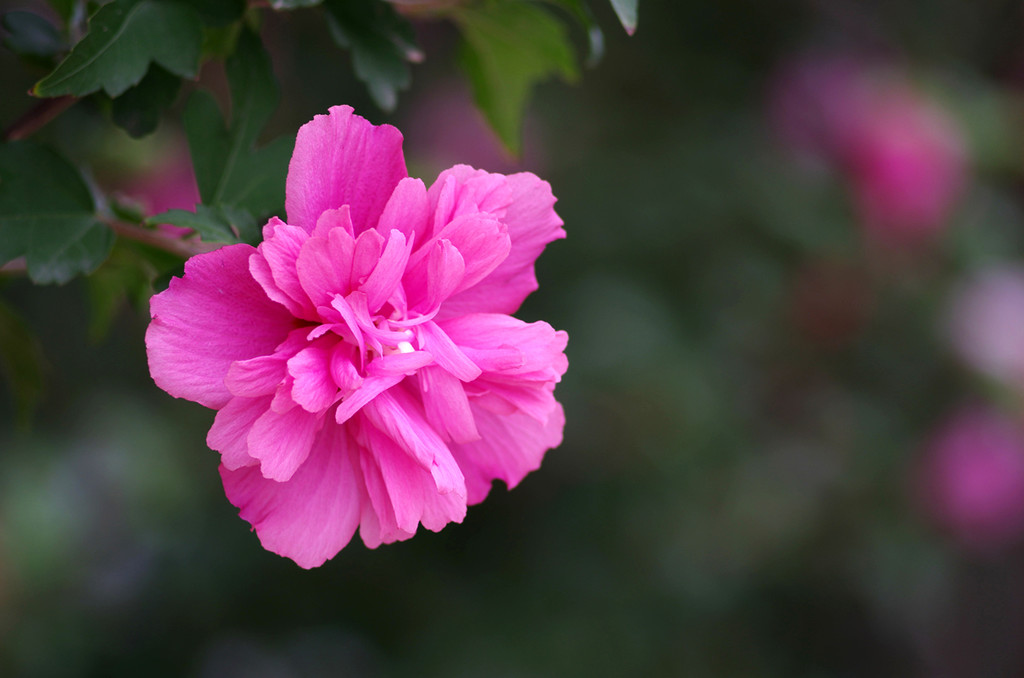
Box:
[111, 64, 182, 138]
[324, 0, 420, 112]
[149, 204, 257, 244]
[609, 0, 637, 34]
[2, 10, 67, 59]
[33, 0, 203, 98]
[0, 299, 47, 429]
[0, 141, 114, 284]
[453, 0, 578, 155]
[182, 29, 291, 232]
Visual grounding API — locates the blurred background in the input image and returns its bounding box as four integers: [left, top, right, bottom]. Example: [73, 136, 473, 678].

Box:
[4, 1, 1024, 676]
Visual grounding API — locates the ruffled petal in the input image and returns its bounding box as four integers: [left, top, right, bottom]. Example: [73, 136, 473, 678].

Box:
[220, 422, 363, 568]
[295, 208, 356, 309]
[359, 426, 468, 538]
[377, 177, 429, 241]
[147, 244, 297, 409]
[417, 320, 481, 382]
[247, 405, 325, 481]
[419, 365, 479, 444]
[288, 343, 340, 413]
[361, 389, 466, 498]
[426, 165, 512, 235]
[207, 395, 271, 470]
[251, 220, 316, 319]
[439, 172, 565, 317]
[361, 229, 410, 312]
[285, 105, 407, 234]
[439, 314, 568, 380]
[451, 401, 565, 505]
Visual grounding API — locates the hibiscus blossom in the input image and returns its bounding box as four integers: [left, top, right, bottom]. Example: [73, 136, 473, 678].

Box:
[146, 106, 567, 568]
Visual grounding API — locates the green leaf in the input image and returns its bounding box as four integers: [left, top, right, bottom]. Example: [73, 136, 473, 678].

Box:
[0, 141, 113, 284]
[85, 240, 181, 341]
[609, 0, 637, 34]
[541, 0, 604, 66]
[2, 10, 67, 60]
[149, 204, 257, 244]
[182, 28, 292, 232]
[111, 64, 182, 138]
[177, 0, 246, 26]
[0, 299, 47, 429]
[324, 0, 420, 112]
[33, 0, 203, 98]
[453, 0, 578, 155]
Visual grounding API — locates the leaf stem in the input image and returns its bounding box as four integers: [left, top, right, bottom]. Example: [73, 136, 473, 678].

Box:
[107, 220, 217, 259]
[2, 96, 77, 142]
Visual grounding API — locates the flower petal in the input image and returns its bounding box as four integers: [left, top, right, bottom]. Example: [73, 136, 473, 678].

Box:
[207, 396, 270, 470]
[451, 401, 565, 505]
[419, 365, 479, 444]
[361, 388, 466, 497]
[439, 314, 568, 379]
[147, 244, 296, 409]
[361, 229, 410, 312]
[359, 427, 467, 537]
[247, 405, 325, 481]
[286, 105, 407, 234]
[417, 321, 481, 382]
[251, 220, 316, 319]
[220, 422, 363, 568]
[439, 172, 565, 317]
[295, 208, 357, 309]
[288, 344, 340, 413]
[377, 177, 429, 241]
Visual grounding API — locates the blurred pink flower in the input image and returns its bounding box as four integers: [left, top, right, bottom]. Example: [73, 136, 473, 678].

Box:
[768, 55, 871, 164]
[122, 148, 200, 238]
[403, 81, 542, 176]
[946, 267, 1024, 388]
[917, 407, 1024, 551]
[843, 87, 966, 245]
[146, 106, 568, 567]
[770, 54, 967, 245]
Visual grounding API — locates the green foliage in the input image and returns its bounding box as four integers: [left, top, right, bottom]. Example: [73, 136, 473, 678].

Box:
[453, 0, 579, 155]
[324, 0, 420, 112]
[0, 300, 46, 429]
[542, 0, 605, 66]
[173, 29, 291, 240]
[33, 0, 203, 98]
[149, 205, 257, 244]
[110, 65, 183, 138]
[1, 11, 66, 62]
[177, 0, 247, 26]
[0, 142, 113, 284]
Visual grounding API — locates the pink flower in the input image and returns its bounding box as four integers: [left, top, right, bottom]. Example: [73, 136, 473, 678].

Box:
[768, 55, 872, 163]
[916, 407, 1024, 551]
[843, 88, 966, 245]
[769, 54, 967, 245]
[146, 106, 567, 568]
[946, 266, 1024, 389]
